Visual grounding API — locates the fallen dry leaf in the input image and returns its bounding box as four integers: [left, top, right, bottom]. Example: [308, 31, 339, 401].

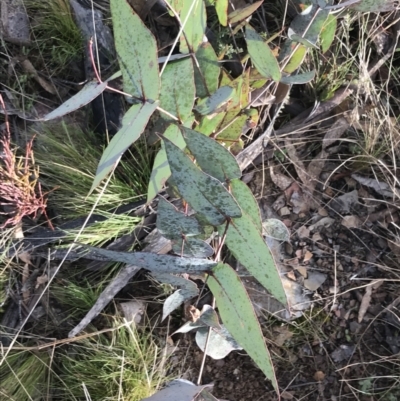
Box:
[120, 300, 145, 326]
[304, 271, 327, 291]
[20, 59, 57, 94]
[331, 190, 358, 214]
[281, 390, 295, 400]
[341, 215, 362, 229]
[322, 117, 349, 149]
[314, 371, 326, 381]
[35, 274, 48, 289]
[358, 284, 373, 323]
[310, 217, 335, 231]
[303, 250, 313, 262]
[295, 266, 308, 277]
[273, 325, 294, 347]
[352, 173, 397, 198]
[270, 167, 294, 190]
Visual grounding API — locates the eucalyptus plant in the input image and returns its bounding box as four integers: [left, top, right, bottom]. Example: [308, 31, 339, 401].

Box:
[39, 0, 395, 396]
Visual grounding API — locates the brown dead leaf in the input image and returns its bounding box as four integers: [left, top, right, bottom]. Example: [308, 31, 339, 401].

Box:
[322, 117, 349, 149]
[185, 304, 201, 322]
[270, 166, 293, 190]
[287, 270, 296, 281]
[303, 250, 313, 262]
[358, 284, 373, 323]
[35, 274, 48, 289]
[273, 325, 294, 346]
[314, 371, 326, 381]
[296, 266, 308, 277]
[281, 390, 295, 400]
[341, 215, 362, 229]
[297, 225, 310, 239]
[119, 300, 145, 325]
[20, 59, 57, 95]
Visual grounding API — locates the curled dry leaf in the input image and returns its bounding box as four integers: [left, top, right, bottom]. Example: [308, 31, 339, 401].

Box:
[341, 215, 363, 229]
[358, 283, 373, 323]
[119, 300, 145, 325]
[352, 174, 397, 198]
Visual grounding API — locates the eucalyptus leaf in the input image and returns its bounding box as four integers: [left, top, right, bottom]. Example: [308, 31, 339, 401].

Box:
[208, 263, 278, 391]
[147, 124, 186, 202]
[230, 178, 262, 232]
[182, 127, 241, 182]
[221, 214, 287, 305]
[157, 197, 203, 239]
[289, 5, 329, 48]
[245, 25, 281, 82]
[350, 0, 397, 12]
[160, 58, 195, 121]
[167, 0, 184, 14]
[195, 325, 243, 359]
[279, 40, 307, 74]
[196, 112, 226, 135]
[180, 0, 206, 54]
[194, 43, 220, 98]
[320, 14, 337, 53]
[215, 0, 228, 26]
[43, 81, 107, 121]
[262, 219, 290, 242]
[172, 237, 214, 258]
[81, 246, 217, 273]
[228, 1, 263, 25]
[164, 138, 242, 226]
[141, 379, 207, 401]
[174, 320, 205, 334]
[92, 101, 158, 191]
[110, 0, 159, 100]
[217, 114, 249, 144]
[152, 272, 199, 320]
[195, 86, 235, 116]
[198, 305, 221, 330]
[280, 70, 316, 84]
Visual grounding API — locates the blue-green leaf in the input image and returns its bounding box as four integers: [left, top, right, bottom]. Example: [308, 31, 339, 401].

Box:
[196, 325, 242, 359]
[180, 0, 206, 54]
[280, 70, 316, 84]
[182, 127, 241, 182]
[92, 101, 158, 191]
[221, 214, 287, 305]
[245, 25, 281, 82]
[147, 124, 186, 202]
[230, 178, 262, 232]
[110, 0, 160, 100]
[172, 237, 214, 258]
[208, 263, 279, 392]
[157, 197, 203, 239]
[195, 86, 235, 116]
[43, 81, 107, 121]
[83, 246, 217, 273]
[160, 58, 195, 121]
[194, 43, 220, 98]
[152, 272, 199, 320]
[215, 0, 228, 26]
[289, 5, 329, 48]
[164, 138, 242, 226]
